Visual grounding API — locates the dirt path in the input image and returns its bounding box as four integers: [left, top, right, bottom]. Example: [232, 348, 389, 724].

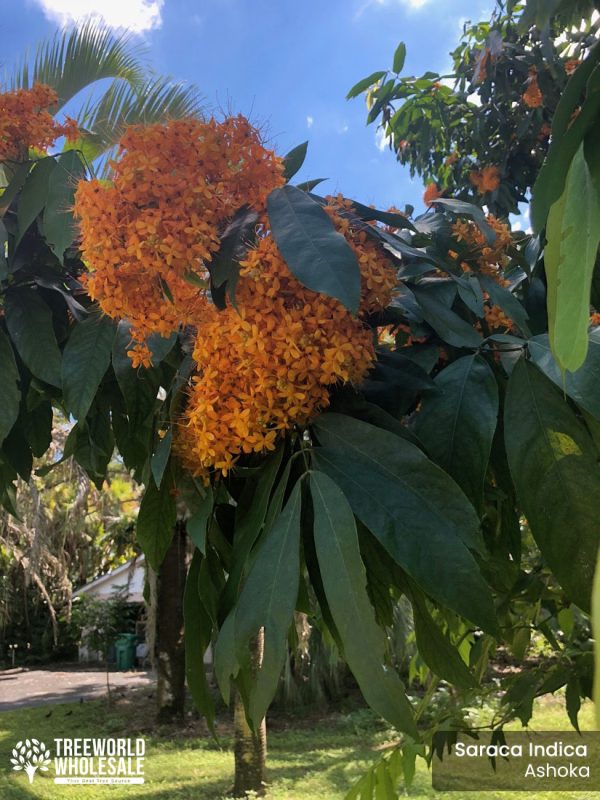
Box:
[0, 665, 155, 711]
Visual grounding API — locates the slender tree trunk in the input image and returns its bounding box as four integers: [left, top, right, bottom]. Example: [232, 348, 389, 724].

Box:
[233, 630, 267, 797]
[151, 520, 187, 722]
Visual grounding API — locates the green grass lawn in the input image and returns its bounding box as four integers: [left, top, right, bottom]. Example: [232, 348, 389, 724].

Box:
[0, 692, 596, 799]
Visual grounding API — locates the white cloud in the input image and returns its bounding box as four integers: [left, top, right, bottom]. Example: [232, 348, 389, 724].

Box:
[306, 115, 314, 128]
[375, 127, 391, 152]
[33, 0, 164, 33]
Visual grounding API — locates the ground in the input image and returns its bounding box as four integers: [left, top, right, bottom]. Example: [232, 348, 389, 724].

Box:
[0, 666, 154, 711]
[0, 689, 595, 799]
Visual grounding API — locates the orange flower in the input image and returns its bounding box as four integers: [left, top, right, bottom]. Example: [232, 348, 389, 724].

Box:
[423, 183, 442, 206]
[469, 165, 501, 194]
[522, 68, 543, 108]
[565, 59, 581, 76]
[0, 83, 79, 161]
[537, 122, 551, 141]
[590, 312, 600, 327]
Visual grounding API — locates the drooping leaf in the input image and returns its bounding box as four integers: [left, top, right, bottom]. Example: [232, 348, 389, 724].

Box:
[16, 157, 57, 248]
[528, 332, 600, 419]
[150, 428, 172, 488]
[409, 583, 477, 690]
[0, 329, 21, 446]
[234, 480, 302, 726]
[346, 70, 387, 100]
[311, 414, 496, 633]
[187, 485, 214, 555]
[43, 150, 87, 263]
[310, 471, 418, 738]
[283, 141, 308, 181]
[267, 185, 361, 313]
[62, 311, 115, 421]
[504, 358, 600, 612]
[210, 205, 259, 292]
[544, 143, 600, 372]
[184, 550, 215, 731]
[414, 355, 498, 508]
[136, 476, 177, 570]
[4, 288, 62, 387]
[412, 285, 482, 349]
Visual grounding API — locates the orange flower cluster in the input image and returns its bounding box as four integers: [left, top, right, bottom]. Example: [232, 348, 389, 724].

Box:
[423, 183, 442, 206]
[469, 165, 501, 194]
[523, 68, 543, 108]
[74, 116, 285, 358]
[175, 202, 396, 478]
[451, 215, 515, 332]
[0, 83, 78, 162]
[565, 59, 581, 76]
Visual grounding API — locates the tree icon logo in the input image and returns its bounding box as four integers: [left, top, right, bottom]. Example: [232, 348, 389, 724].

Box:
[10, 739, 51, 783]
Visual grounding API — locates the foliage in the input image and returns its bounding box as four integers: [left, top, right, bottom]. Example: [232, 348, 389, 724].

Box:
[72, 592, 138, 661]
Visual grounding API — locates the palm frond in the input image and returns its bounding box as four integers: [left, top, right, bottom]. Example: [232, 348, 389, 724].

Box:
[74, 75, 205, 173]
[11, 21, 149, 110]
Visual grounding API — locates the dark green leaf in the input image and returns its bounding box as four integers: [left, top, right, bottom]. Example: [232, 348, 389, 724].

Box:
[409, 583, 477, 690]
[529, 332, 600, 419]
[312, 414, 496, 633]
[62, 311, 115, 421]
[295, 178, 327, 192]
[267, 185, 361, 313]
[414, 355, 498, 508]
[184, 550, 215, 731]
[311, 470, 418, 737]
[5, 288, 62, 387]
[16, 157, 57, 248]
[187, 485, 213, 555]
[136, 477, 177, 570]
[151, 428, 172, 488]
[283, 141, 308, 182]
[412, 285, 482, 348]
[234, 480, 302, 726]
[0, 329, 21, 445]
[23, 399, 53, 458]
[504, 359, 600, 612]
[43, 150, 87, 263]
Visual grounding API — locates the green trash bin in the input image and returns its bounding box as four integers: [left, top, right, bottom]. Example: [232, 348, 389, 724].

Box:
[114, 633, 137, 670]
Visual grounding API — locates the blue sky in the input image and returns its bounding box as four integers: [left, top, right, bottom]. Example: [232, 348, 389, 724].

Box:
[4, 0, 494, 211]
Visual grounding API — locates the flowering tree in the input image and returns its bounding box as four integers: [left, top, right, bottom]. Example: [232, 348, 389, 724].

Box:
[1, 32, 599, 800]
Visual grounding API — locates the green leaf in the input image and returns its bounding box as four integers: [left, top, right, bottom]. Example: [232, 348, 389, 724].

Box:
[151, 428, 172, 488]
[346, 70, 387, 100]
[283, 141, 308, 182]
[5, 288, 62, 387]
[312, 414, 497, 633]
[211, 206, 259, 287]
[565, 675, 581, 733]
[529, 332, 600, 420]
[267, 185, 361, 313]
[0, 329, 21, 446]
[412, 285, 482, 349]
[593, 551, 600, 730]
[23, 399, 53, 458]
[295, 178, 327, 192]
[187, 485, 214, 555]
[43, 150, 86, 263]
[0, 162, 32, 216]
[112, 321, 159, 430]
[504, 359, 600, 612]
[409, 584, 476, 690]
[184, 550, 215, 731]
[393, 42, 406, 74]
[234, 480, 302, 726]
[310, 471, 418, 738]
[136, 476, 177, 570]
[414, 355, 498, 508]
[544, 143, 600, 372]
[16, 157, 57, 248]
[62, 311, 115, 421]
[532, 45, 600, 231]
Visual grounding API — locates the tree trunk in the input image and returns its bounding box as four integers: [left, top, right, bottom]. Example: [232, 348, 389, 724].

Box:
[233, 630, 267, 797]
[151, 520, 187, 722]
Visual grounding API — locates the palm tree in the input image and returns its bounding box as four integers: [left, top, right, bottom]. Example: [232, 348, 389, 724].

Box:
[9, 21, 204, 172]
[2, 21, 203, 720]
